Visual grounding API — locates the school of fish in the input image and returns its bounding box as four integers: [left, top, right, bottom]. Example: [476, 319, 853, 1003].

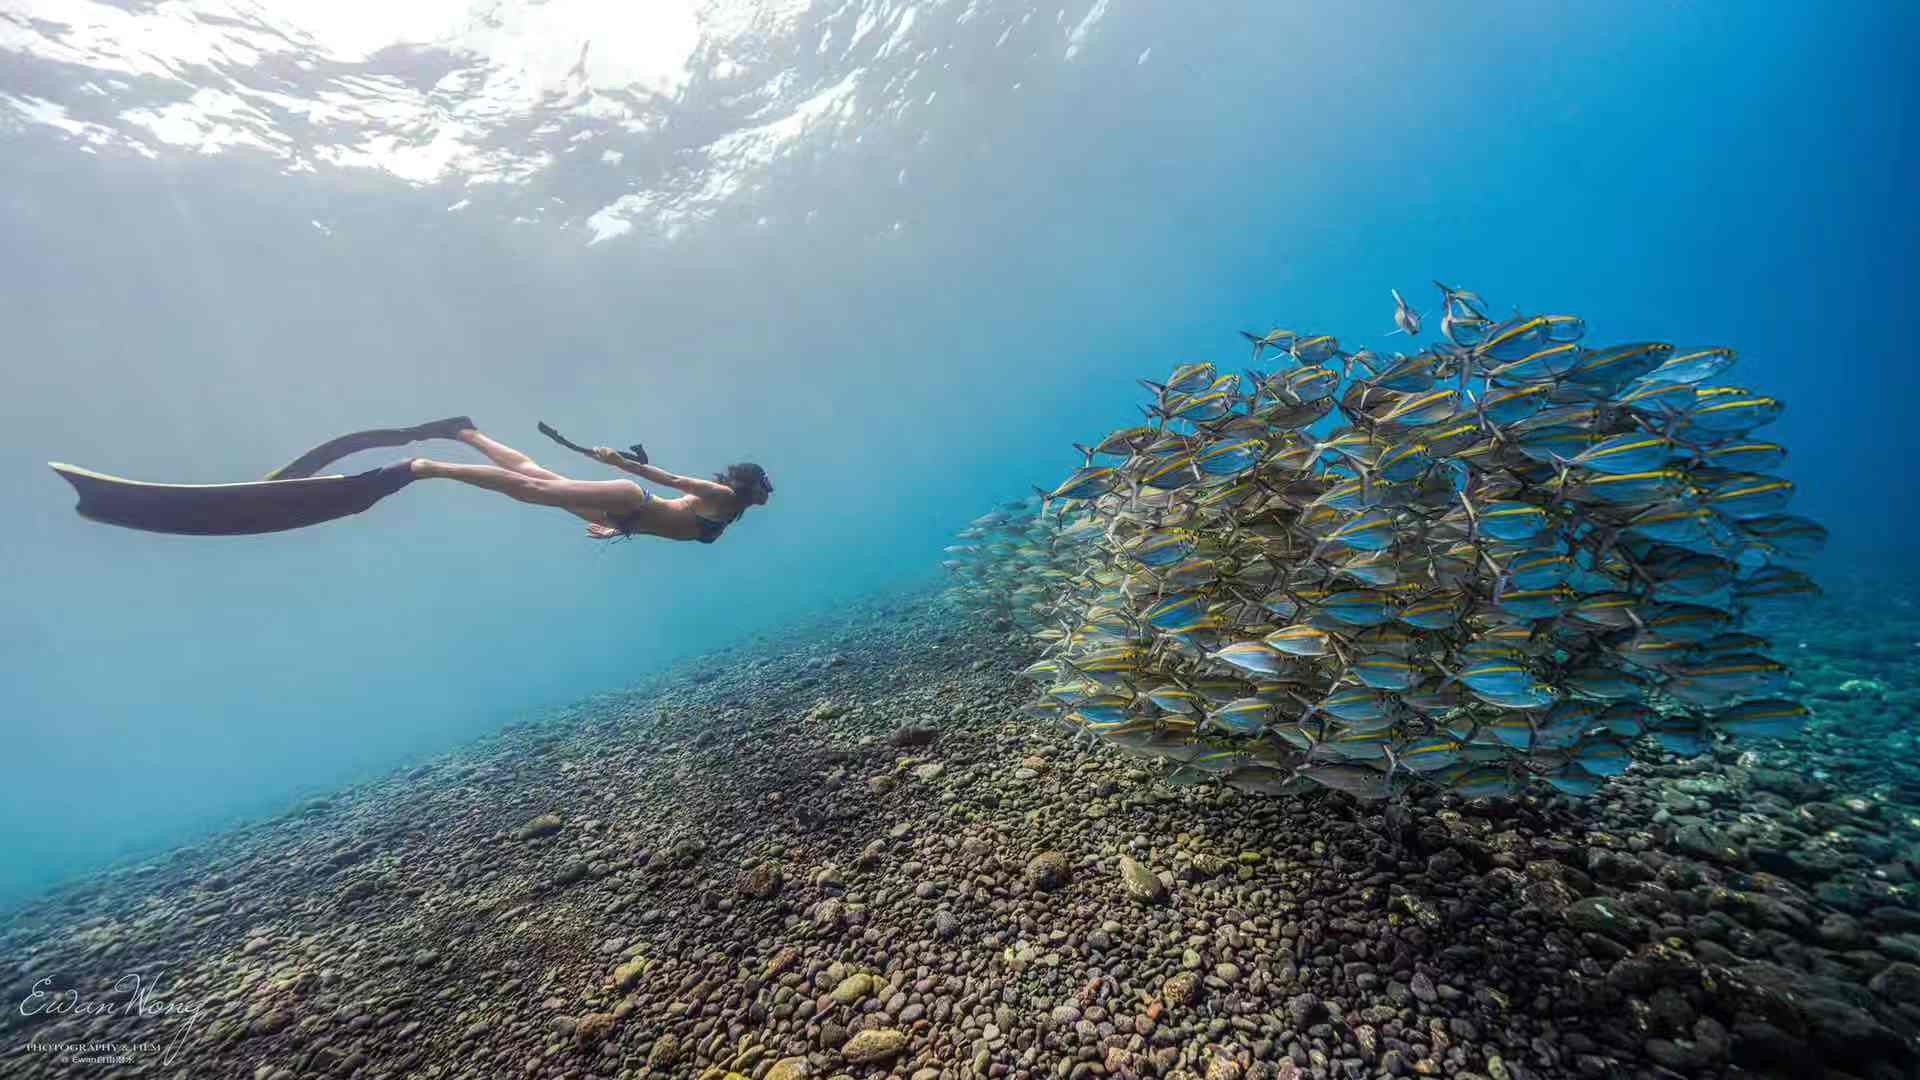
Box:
[943, 283, 1826, 801]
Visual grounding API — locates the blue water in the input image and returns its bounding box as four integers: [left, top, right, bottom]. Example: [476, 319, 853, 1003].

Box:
[0, 2, 1914, 907]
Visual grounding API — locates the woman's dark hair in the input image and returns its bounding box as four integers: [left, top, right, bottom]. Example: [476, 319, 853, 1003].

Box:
[714, 462, 772, 507]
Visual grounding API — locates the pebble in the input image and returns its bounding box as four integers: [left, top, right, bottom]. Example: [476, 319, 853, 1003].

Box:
[831, 972, 875, 1005]
[842, 1028, 907, 1063]
[1163, 971, 1200, 1006]
[513, 813, 563, 840]
[1024, 851, 1072, 891]
[1118, 854, 1168, 903]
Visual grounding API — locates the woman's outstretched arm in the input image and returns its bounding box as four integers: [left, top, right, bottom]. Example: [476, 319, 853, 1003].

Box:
[592, 448, 734, 499]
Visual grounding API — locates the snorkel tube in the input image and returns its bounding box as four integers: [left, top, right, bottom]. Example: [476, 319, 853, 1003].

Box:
[538, 421, 648, 465]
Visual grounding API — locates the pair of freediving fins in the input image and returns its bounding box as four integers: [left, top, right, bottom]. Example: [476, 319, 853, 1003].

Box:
[48, 419, 641, 536]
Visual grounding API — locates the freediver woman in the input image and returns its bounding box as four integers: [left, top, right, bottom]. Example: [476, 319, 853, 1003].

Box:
[406, 417, 773, 544]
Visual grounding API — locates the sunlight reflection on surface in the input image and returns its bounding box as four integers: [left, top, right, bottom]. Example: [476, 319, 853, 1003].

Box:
[1, 0, 1115, 242]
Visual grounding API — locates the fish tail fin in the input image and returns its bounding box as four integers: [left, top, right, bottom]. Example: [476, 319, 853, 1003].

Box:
[1642, 404, 1692, 446]
[1671, 431, 1711, 460]
[1287, 689, 1319, 726]
[1454, 715, 1483, 748]
[1457, 490, 1479, 545]
[1032, 484, 1057, 521]
[1547, 453, 1576, 509]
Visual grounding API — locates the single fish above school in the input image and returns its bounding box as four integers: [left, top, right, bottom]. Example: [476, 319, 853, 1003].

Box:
[942, 282, 1823, 803]
[1389, 289, 1423, 337]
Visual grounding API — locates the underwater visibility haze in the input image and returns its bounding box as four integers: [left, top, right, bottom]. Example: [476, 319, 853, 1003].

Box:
[2, 2, 1919, 1078]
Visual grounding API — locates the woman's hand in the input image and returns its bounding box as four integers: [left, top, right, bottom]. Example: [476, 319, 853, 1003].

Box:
[586, 523, 620, 540]
[592, 446, 622, 465]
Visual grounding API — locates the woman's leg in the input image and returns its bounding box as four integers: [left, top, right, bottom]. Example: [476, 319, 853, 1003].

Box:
[410, 459, 644, 523]
[410, 460, 548, 503]
[455, 429, 568, 482]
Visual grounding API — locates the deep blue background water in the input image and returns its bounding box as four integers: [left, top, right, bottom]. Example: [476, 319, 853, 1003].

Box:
[1, 2, 1914, 907]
